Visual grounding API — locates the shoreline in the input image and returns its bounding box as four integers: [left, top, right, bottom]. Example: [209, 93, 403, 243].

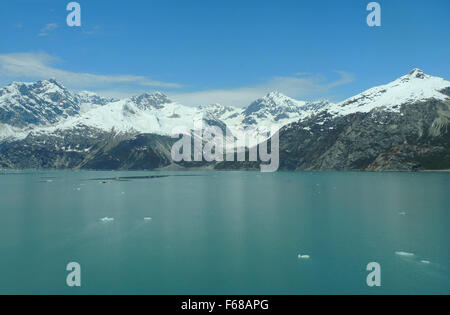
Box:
[1, 168, 450, 173]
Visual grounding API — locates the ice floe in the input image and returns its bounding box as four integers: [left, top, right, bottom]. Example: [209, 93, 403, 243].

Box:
[395, 251, 434, 266]
[100, 217, 114, 223]
[395, 251, 415, 257]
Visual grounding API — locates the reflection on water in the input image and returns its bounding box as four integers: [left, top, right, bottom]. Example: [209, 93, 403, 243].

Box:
[0, 170, 449, 294]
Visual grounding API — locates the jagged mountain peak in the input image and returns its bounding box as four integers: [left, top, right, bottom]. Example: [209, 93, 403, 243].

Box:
[264, 91, 287, 99]
[242, 91, 312, 125]
[260, 91, 304, 105]
[397, 68, 432, 83]
[407, 68, 426, 79]
[6, 78, 67, 93]
[196, 103, 240, 127]
[2, 70, 449, 144]
[45, 78, 64, 86]
[130, 91, 172, 110]
[245, 92, 305, 115]
[0, 79, 117, 128]
[0, 79, 80, 128]
[327, 68, 450, 117]
[75, 91, 118, 112]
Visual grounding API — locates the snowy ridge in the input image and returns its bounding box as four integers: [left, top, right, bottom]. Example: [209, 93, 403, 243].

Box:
[0, 79, 116, 129]
[243, 91, 308, 124]
[50, 95, 202, 136]
[31, 90, 325, 144]
[223, 92, 330, 134]
[327, 69, 450, 117]
[1, 69, 449, 144]
[198, 103, 241, 121]
[76, 90, 117, 113]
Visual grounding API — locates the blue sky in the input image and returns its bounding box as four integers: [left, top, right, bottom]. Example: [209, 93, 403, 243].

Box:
[0, 0, 449, 106]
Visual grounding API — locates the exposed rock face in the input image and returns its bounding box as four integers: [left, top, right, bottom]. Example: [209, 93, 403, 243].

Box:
[130, 92, 172, 110]
[0, 69, 449, 171]
[0, 80, 114, 128]
[0, 100, 449, 171]
[0, 80, 80, 128]
[242, 92, 329, 125]
[0, 129, 174, 170]
[277, 99, 450, 171]
[79, 133, 175, 170]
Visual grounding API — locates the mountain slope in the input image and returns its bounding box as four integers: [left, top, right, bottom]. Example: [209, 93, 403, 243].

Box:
[273, 69, 450, 171]
[326, 68, 449, 117]
[224, 92, 330, 128]
[275, 99, 449, 171]
[0, 69, 449, 171]
[7, 89, 324, 149]
[0, 79, 115, 129]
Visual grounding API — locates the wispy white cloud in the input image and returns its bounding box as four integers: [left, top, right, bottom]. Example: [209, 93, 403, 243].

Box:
[0, 52, 353, 106]
[0, 52, 184, 89]
[38, 23, 58, 37]
[169, 72, 354, 107]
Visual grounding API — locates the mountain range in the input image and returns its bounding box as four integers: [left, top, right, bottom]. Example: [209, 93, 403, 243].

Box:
[0, 68, 449, 171]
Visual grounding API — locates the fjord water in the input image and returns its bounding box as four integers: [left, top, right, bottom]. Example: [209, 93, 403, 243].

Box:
[0, 171, 449, 295]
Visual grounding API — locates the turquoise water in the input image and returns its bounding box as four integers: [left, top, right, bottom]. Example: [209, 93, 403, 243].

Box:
[0, 171, 449, 295]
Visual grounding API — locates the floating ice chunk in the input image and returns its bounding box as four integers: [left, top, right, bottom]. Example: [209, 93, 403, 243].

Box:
[298, 254, 310, 260]
[100, 217, 114, 223]
[395, 251, 415, 257]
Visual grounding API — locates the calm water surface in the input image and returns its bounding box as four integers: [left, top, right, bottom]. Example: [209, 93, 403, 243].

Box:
[0, 171, 449, 294]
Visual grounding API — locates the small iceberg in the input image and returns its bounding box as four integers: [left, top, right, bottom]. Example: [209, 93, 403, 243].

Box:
[100, 217, 115, 223]
[298, 254, 310, 260]
[395, 251, 415, 257]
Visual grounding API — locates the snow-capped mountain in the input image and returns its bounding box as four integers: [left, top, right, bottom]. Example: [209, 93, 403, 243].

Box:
[220, 92, 331, 134]
[243, 91, 308, 122]
[76, 90, 117, 113]
[0, 81, 325, 143]
[276, 68, 450, 171]
[0, 79, 115, 128]
[2, 68, 449, 143]
[0, 79, 79, 128]
[51, 93, 201, 136]
[326, 68, 450, 117]
[198, 103, 241, 121]
[129, 92, 172, 110]
[0, 68, 449, 171]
